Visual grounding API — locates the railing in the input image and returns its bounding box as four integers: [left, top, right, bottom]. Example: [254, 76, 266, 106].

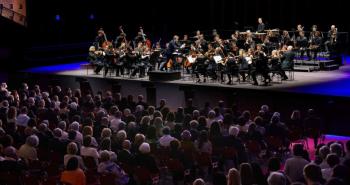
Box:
[0, 4, 26, 26]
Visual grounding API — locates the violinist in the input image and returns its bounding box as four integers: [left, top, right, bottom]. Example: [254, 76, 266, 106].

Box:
[213, 35, 225, 50]
[244, 31, 255, 50]
[205, 44, 218, 80]
[149, 41, 163, 71]
[87, 46, 104, 75]
[195, 34, 207, 52]
[223, 49, 239, 85]
[237, 49, 249, 82]
[269, 50, 288, 80]
[103, 45, 117, 77]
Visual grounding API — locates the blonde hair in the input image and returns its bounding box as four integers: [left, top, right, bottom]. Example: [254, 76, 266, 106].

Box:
[89, 46, 96, 52]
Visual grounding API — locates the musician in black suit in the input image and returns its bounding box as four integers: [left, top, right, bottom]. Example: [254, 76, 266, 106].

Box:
[103, 45, 116, 77]
[166, 35, 181, 71]
[257, 18, 265, 33]
[295, 31, 308, 57]
[307, 31, 322, 61]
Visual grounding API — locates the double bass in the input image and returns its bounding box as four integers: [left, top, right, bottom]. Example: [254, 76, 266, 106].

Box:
[100, 29, 113, 49]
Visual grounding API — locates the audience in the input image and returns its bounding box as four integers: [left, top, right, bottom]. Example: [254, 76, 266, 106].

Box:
[0, 82, 349, 185]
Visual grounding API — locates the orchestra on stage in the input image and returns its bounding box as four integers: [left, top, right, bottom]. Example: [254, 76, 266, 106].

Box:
[88, 18, 339, 86]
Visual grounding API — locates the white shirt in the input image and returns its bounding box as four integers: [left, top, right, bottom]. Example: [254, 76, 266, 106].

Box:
[158, 134, 175, 147]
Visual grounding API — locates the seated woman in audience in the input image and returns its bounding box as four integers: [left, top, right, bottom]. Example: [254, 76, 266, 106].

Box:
[64, 142, 85, 169]
[0, 146, 26, 174]
[80, 135, 99, 165]
[98, 150, 129, 185]
[194, 130, 212, 155]
[134, 142, 159, 173]
[18, 134, 39, 164]
[82, 126, 98, 147]
[227, 168, 241, 185]
[240, 163, 255, 185]
[99, 137, 117, 162]
[61, 157, 86, 185]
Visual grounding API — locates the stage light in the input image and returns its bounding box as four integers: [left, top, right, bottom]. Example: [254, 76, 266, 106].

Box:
[89, 14, 95, 20]
[55, 14, 61, 21]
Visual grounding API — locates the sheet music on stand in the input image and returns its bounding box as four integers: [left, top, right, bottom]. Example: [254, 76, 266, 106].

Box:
[214, 55, 223, 63]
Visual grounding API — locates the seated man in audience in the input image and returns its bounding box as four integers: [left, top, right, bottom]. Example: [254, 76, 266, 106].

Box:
[321, 154, 340, 181]
[284, 144, 309, 183]
[158, 126, 175, 148]
[303, 164, 325, 185]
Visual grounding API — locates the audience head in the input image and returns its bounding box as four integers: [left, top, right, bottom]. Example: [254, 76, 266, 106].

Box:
[227, 168, 240, 185]
[319, 145, 331, 160]
[303, 164, 324, 184]
[67, 142, 78, 155]
[193, 178, 205, 185]
[66, 157, 79, 171]
[162, 126, 171, 135]
[26, 135, 39, 147]
[268, 157, 281, 172]
[267, 172, 287, 185]
[292, 143, 304, 157]
[139, 142, 151, 154]
[330, 142, 343, 157]
[229, 126, 239, 137]
[181, 130, 192, 140]
[240, 163, 254, 185]
[326, 153, 340, 168]
[99, 150, 111, 162]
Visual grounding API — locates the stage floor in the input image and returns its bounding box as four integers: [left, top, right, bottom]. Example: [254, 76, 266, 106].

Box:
[21, 57, 350, 98]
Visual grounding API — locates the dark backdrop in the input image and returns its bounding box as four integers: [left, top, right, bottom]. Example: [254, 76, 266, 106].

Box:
[26, 0, 349, 45]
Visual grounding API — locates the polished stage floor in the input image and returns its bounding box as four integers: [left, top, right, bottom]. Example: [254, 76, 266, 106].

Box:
[22, 56, 350, 98]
